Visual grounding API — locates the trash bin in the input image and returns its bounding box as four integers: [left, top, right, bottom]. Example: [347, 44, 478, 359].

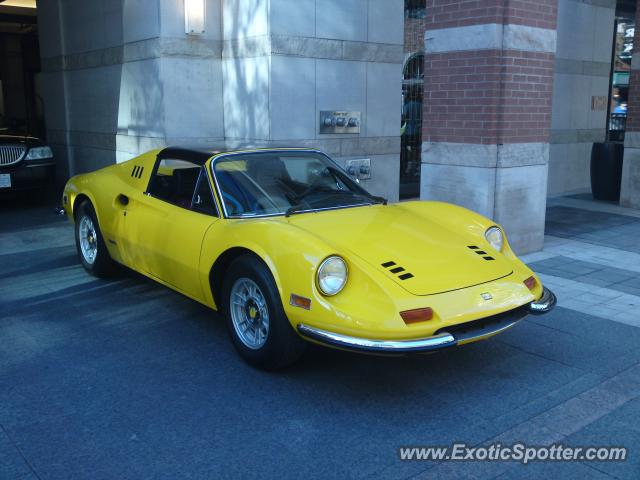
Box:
[590, 142, 624, 201]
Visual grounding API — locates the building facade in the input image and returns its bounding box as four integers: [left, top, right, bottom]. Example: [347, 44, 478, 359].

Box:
[36, 0, 404, 203]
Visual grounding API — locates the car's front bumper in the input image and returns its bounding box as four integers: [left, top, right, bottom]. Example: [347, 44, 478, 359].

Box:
[297, 287, 556, 354]
[0, 161, 56, 192]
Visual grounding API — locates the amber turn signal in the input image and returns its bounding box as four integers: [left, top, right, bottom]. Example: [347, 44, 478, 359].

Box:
[524, 276, 537, 291]
[400, 307, 434, 325]
[290, 293, 311, 310]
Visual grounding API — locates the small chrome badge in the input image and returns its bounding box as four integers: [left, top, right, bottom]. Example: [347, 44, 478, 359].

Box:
[481, 293, 493, 301]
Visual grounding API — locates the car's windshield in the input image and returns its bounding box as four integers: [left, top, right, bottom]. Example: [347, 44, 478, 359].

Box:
[212, 151, 377, 217]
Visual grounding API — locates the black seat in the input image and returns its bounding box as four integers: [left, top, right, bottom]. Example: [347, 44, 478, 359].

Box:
[171, 168, 200, 208]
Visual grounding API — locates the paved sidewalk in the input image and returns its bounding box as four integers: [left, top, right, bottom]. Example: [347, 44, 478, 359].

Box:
[1, 196, 639, 480]
[522, 196, 640, 328]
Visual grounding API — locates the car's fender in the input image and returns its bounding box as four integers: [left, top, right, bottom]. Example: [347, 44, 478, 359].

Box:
[199, 218, 410, 334]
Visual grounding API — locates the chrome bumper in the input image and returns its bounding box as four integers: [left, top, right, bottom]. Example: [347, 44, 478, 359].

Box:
[526, 286, 557, 314]
[297, 324, 456, 353]
[297, 287, 556, 354]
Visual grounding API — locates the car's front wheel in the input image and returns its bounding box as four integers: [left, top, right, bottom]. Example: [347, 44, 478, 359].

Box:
[223, 255, 306, 369]
[74, 201, 117, 278]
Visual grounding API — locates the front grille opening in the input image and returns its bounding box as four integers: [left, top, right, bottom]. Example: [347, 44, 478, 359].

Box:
[398, 273, 414, 280]
[0, 145, 26, 166]
[381, 261, 396, 268]
[434, 305, 528, 336]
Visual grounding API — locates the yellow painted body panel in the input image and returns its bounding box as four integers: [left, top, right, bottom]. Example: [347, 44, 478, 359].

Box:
[62, 148, 544, 346]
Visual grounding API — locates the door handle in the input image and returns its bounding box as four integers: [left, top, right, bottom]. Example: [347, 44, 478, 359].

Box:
[117, 194, 129, 206]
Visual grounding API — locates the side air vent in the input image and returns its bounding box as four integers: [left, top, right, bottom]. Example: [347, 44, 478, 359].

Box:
[131, 165, 144, 179]
[467, 245, 494, 261]
[381, 261, 414, 280]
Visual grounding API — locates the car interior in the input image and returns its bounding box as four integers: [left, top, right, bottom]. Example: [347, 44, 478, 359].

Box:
[149, 161, 214, 213]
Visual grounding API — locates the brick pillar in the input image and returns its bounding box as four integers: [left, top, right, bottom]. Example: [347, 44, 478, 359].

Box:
[420, 1, 558, 254]
[621, 1, 640, 209]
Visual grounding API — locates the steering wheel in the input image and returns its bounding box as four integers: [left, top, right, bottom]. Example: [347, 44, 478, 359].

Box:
[292, 168, 336, 204]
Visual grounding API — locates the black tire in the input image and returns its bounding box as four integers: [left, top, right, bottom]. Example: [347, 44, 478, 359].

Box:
[222, 254, 306, 369]
[74, 200, 118, 278]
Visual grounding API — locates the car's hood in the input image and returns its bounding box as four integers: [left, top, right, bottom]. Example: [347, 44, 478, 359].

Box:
[0, 133, 43, 146]
[287, 204, 513, 296]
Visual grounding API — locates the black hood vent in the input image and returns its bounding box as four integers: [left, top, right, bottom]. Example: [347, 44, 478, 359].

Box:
[381, 261, 414, 280]
[468, 245, 494, 261]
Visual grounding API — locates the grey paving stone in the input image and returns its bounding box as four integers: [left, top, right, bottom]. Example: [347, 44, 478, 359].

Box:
[561, 398, 640, 480]
[530, 255, 640, 296]
[495, 461, 615, 480]
[556, 264, 603, 276]
[612, 284, 640, 296]
[580, 270, 635, 284]
[545, 206, 640, 254]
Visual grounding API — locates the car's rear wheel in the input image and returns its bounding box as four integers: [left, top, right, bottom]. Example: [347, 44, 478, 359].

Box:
[222, 255, 306, 369]
[75, 201, 117, 277]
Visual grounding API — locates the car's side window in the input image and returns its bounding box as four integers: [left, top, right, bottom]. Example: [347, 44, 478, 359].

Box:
[148, 157, 217, 216]
[191, 169, 218, 216]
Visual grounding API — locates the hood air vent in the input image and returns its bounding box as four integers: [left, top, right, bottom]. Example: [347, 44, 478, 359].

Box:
[381, 261, 414, 280]
[467, 245, 495, 261]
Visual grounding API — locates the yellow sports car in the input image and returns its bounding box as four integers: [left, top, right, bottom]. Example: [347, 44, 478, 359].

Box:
[61, 146, 556, 369]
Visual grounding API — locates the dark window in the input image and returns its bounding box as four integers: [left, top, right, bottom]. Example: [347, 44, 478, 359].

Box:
[148, 157, 217, 216]
[405, 0, 426, 19]
[191, 169, 218, 216]
[403, 53, 424, 80]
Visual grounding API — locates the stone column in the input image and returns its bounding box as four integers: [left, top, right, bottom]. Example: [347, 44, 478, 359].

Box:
[221, 0, 405, 201]
[420, 1, 558, 253]
[37, 0, 224, 175]
[621, 1, 640, 209]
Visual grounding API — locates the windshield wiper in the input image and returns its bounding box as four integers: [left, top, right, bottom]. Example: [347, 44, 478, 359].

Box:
[285, 204, 307, 217]
[285, 192, 387, 217]
[367, 194, 388, 205]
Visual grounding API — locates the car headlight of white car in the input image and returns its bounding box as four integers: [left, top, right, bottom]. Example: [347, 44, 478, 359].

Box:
[485, 226, 504, 252]
[317, 256, 348, 296]
[25, 146, 53, 161]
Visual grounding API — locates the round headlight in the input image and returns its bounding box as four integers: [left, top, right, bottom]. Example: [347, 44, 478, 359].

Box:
[485, 226, 504, 252]
[317, 256, 348, 296]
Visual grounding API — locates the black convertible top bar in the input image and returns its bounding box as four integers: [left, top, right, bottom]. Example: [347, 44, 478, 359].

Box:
[158, 144, 314, 165]
[158, 146, 218, 165]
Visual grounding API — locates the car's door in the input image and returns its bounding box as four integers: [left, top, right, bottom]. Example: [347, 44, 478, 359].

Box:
[118, 154, 219, 301]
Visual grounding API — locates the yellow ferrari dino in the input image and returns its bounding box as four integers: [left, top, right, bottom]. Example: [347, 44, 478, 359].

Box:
[61, 146, 556, 369]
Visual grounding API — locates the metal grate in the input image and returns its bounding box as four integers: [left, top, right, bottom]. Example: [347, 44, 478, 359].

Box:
[0, 145, 26, 166]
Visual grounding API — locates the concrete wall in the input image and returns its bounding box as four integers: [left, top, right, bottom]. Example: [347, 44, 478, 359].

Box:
[37, 0, 404, 201]
[547, 0, 615, 197]
[38, 0, 224, 177]
[221, 0, 404, 200]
